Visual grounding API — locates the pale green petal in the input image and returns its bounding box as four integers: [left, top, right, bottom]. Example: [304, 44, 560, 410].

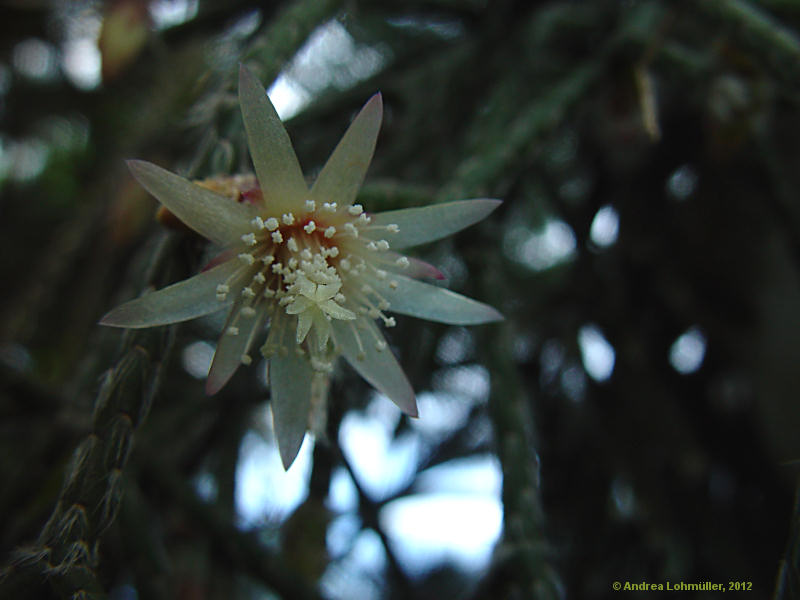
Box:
[312, 93, 382, 207]
[285, 296, 312, 315]
[294, 275, 317, 298]
[270, 351, 312, 469]
[371, 274, 503, 325]
[377, 253, 444, 279]
[206, 304, 265, 394]
[331, 319, 417, 416]
[314, 282, 341, 302]
[367, 199, 502, 250]
[99, 260, 242, 328]
[296, 310, 313, 344]
[311, 311, 332, 351]
[320, 300, 356, 321]
[239, 65, 307, 213]
[127, 160, 253, 247]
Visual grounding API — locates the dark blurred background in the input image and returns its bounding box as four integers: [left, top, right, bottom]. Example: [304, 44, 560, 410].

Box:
[1, 0, 800, 598]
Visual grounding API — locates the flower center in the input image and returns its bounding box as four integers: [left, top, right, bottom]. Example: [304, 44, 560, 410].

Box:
[213, 201, 403, 370]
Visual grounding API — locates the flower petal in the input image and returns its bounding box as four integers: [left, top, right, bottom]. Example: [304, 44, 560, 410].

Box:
[295, 310, 313, 344]
[321, 300, 356, 321]
[331, 319, 417, 417]
[368, 199, 502, 250]
[239, 65, 308, 213]
[378, 253, 445, 279]
[206, 304, 265, 395]
[270, 351, 312, 470]
[312, 93, 382, 207]
[99, 260, 242, 328]
[127, 160, 253, 247]
[285, 296, 312, 315]
[372, 274, 503, 325]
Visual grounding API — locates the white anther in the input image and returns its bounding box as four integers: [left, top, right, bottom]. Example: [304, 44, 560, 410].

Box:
[344, 223, 358, 237]
[300, 249, 312, 260]
[251, 216, 265, 229]
[366, 241, 378, 251]
[271, 231, 283, 243]
[396, 256, 410, 268]
[272, 263, 283, 274]
[386, 224, 400, 233]
[334, 293, 346, 303]
[241, 306, 257, 317]
[288, 257, 299, 269]
[376, 269, 387, 279]
[376, 240, 390, 251]
[253, 272, 266, 284]
[340, 258, 352, 270]
[304, 221, 316, 234]
[263, 288, 276, 298]
[322, 202, 337, 212]
[216, 284, 230, 294]
[324, 226, 336, 238]
[242, 287, 256, 298]
[389, 280, 399, 289]
[358, 213, 371, 225]
[241, 232, 258, 246]
[328, 246, 339, 257]
[385, 317, 396, 327]
[226, 326, 239, 336]
[305, 200, 316, 211]
[348, 204, 363, 216]
[287, 237, 299, 252]
[238, 253, 255, 265]
[375, 340, 387, 351]
[262, 255, 275, 265]
[282, 213, 295, 225]
[265, 217, 279, 231]
[241, 354, 252, 366]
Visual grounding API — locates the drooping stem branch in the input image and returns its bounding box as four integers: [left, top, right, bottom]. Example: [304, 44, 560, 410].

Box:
[1, 234, 180, 599]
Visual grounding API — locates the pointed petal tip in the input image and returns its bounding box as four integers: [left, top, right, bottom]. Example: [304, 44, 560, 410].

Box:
[279, 439, 304, 471]
[97, 303, 157, 329]
[126, 158, 147, 178]
[486, 198, 503, 209]
[474, 305, 505, 324]
[98, 312, 127, 328]
[488, 308, 505, 323]
[238, 63, 266, 102]
[205, 368, 232, 396]
[403, 401, 419, 418]
[98, 311, 125, 328]
[467, 197, 502, 213]
[363, 92, 383, 119]
[238, 63, 252, 92]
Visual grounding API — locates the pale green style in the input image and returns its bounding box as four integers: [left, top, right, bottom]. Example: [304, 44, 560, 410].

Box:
[102, 65, 502, 469]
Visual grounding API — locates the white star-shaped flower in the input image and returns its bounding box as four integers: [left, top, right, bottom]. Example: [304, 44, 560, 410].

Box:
[101, 65, 503, 468]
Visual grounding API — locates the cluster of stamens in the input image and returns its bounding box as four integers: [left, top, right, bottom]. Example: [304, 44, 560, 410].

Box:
[213, 201, 404, 370]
